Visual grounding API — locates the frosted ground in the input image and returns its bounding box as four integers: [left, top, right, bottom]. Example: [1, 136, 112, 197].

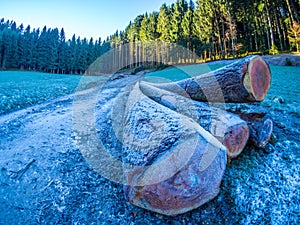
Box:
[0, 63, 299, 224]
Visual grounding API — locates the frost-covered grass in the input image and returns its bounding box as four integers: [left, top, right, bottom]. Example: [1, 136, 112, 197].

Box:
[0, 71, 106, 114]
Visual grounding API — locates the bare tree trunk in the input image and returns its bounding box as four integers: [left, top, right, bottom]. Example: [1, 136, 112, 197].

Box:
[274, 6, 284, 51]
[217, 21, 225, 59]
[286, 0, 295, 24]
[222, 20, 228, 58]
[265, 0, 275, 47]
[226, 0, 235, 58]
[262, 13, 271, 50]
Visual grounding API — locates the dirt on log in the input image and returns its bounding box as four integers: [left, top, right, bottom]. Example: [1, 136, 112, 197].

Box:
[148, 55, 271, 103]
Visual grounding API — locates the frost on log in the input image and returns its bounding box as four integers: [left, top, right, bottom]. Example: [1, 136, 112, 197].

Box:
[94, 55, 272, 216]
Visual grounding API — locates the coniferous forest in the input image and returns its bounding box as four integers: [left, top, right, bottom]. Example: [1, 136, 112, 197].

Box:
[0, 0, 299, 74]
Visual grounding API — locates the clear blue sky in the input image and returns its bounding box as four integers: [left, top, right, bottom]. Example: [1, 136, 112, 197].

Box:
[0, 0, 176, 41]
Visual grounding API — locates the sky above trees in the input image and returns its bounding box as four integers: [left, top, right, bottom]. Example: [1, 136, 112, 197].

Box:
[0, 0, 176, 40]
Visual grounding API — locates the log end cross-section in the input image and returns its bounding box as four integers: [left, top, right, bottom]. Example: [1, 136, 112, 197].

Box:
[243, 56, 271, 102]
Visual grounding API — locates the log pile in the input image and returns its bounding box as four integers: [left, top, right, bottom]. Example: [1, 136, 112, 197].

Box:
[94, 55, 273, 216]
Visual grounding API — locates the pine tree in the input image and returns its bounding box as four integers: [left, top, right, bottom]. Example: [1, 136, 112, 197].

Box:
[17, 25, 26, 69]
[148, 13, 157, 41]
[139, 14, 148, 42]
[169, 0, 188, 43]
[36, 26, 50, 71]
[181, 3, 194, 45]
[157, 4, 170, 42]
[288, 21, 300, 52]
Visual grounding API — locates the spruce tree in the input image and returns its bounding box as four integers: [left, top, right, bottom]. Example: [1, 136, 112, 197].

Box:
[157, 4, 170, 41]
[140, 14, 149, 42]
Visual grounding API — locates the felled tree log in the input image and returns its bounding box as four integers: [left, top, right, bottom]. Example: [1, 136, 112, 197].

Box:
[231, 111, 273, 148]
[148, 55, 271, 103]
[123, 84, 227, 216]
[140, 82, 249, 158]
[92, 76, 227, 216]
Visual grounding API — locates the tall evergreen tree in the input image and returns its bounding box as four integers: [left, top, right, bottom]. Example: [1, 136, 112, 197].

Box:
[139, 14, 148, 42]
[157, 4, 170, 41]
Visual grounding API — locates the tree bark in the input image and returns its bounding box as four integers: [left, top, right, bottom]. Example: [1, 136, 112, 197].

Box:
[139, 82, 249, 158]
[123, 83, 227, 216]
[145, 55, 271, 103]
[265, 0, 275, 47]
[226, 0, 235, 58]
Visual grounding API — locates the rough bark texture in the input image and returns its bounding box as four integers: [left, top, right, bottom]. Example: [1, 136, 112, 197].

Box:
[94, 76, 227, 216]
[148, 55, 271, 103]
[140, 82, 249, 158]
[123, 85, 227, 216]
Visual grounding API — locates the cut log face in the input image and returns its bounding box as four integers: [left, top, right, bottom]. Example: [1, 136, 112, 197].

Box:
[147, 56, 271, 103]
[140, 82, 249, 158]
[244, 57, 271, 101]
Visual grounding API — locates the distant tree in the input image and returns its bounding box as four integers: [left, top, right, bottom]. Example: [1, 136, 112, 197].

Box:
[139, 14, 148, 42]
[288, 21, 300, 52]
[5, 27, 18, 68]
[148, 13, 158, 41]
[157, 4, 170, 41]
[36, 26, 50, 71]
[69, 34, 77, 74]
[87, 37, 96, 66]
[169, 0, 188, 43]
[17, 27, 26, 69]
[181, 2, 194, 46]
[48, 28, 59, 73]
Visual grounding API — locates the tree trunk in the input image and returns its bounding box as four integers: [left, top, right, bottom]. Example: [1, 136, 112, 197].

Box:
[139, 82, 250, 158]
[146, 56, 271, 103]
[226, 0, 235, 58]
[222, 19, 228, 58]
[274, 6, 284, 51]
[248, 22, 253, 52]
[123, 83, 227, 216]
[286, 0, 295, 25]
[265, 0, 275, 47]
[262, 13, 271, 50]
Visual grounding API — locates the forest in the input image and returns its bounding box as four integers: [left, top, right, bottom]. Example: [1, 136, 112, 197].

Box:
[0, 0, 299, 74]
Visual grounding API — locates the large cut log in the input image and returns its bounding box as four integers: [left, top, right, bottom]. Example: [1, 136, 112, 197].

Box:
[147, 55, 271, 103]
[92, 76, 227, 216]
[230, 111, 273, 148]
[140, 81, 249, 158]
[123, 84, 227, 216]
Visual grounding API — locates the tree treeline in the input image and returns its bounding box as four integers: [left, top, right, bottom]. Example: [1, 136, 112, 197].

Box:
[0, 19, 110, 74]
[1, 0, 300, 74]
[109, 0, 300, 62]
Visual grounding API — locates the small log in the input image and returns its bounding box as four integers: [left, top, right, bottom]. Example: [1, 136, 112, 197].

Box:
[146, 55, 271, 103]
[123, 84, 227, 216]
[140, 82, 249, 158]
[232, 111, 273, 148]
